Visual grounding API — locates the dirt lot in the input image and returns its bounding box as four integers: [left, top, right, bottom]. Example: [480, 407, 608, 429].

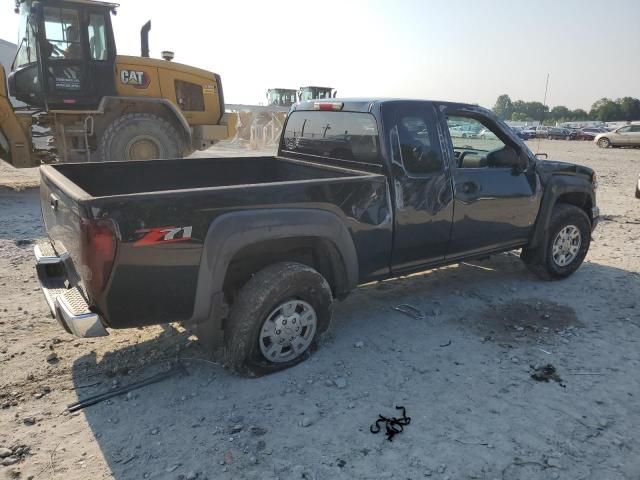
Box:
[1, 140, 639, 480]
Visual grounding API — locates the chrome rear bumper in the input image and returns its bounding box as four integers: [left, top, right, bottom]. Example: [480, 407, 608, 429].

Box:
[34, 242, 108, 338]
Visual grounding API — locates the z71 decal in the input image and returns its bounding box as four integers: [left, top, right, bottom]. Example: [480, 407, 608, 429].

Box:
[134, 226, 193, 247]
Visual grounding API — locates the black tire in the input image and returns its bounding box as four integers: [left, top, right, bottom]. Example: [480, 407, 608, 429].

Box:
[223, 262, 332, 377]
[635, 184, 640, 199]
[547, 135, 553, 140]
[97, 113, 183, 162]
[597, 137, 611, 148]
[521, 203, 591, 280]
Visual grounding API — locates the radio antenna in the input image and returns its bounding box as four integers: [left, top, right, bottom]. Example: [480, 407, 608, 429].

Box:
[537, 73, 550, 154]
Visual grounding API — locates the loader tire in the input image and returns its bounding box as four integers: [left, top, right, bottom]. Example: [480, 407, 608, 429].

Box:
[97, 113, 183, 162]
[223, 262, 332, 377]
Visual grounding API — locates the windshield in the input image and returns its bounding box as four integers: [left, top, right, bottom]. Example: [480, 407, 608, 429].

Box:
[14, 1, 37, 69]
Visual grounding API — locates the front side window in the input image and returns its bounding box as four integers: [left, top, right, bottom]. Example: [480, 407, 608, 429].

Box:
[447, 115, 521, 169]
[282, 111, 379, 164]
[617, 126, 631, 133]
[44, 7, 82, 59]
[88, 14, 108, 60]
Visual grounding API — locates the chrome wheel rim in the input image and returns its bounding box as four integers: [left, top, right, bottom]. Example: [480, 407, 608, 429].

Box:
[259, 299, 317, 363]
[552, 225, 581, 267]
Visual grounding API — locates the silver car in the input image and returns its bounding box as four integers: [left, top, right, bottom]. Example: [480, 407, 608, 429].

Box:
[595, 124, 640, 148]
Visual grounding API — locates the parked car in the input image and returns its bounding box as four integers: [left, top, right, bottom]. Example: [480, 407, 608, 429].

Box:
[545, 127, 577, 140]
[522, 126, 538, 138]
[595, 124, 640, 148]
[34, 98, 599, 376]
[449, 124, 481, 138]
[510, 126, 532, 140]
[576, 127, 607, 141]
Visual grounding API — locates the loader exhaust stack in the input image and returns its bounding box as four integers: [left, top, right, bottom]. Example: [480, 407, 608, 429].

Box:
[141, 20, 151, 57]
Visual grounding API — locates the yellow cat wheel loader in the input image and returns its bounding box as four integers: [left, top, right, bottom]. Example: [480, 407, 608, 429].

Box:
[0, 0, 236, 167]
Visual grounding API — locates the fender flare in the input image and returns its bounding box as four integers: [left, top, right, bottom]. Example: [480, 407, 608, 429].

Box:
[528, 175, 595, 252]
[96, 96, 192, 146]
[189, 209, 359, 346]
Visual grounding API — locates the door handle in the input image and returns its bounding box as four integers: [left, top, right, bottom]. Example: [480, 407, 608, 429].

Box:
[50, 193, 59, 211]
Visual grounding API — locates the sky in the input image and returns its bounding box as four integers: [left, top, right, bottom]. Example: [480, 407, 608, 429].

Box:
[1, 0, 639, 109]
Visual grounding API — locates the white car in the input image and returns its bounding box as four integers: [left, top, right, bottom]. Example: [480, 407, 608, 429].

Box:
[449, 125, 480, 138]
[595, 124, 640, 148]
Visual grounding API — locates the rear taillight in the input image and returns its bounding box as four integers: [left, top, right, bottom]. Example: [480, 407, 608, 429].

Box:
[80, 218, 118, 298]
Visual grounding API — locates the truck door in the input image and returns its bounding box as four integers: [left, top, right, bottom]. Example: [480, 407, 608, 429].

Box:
[38, 4, 116, 109]
[438, 106, 541, 259]
[383, 101, 454, 273]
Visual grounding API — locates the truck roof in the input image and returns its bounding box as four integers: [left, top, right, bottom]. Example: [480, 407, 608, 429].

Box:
[293, 98, 492, 115]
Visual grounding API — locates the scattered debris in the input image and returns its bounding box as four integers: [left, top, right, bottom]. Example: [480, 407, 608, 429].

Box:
[67, 364, 187, 412]
[45, 352, 58, 363]
[530, 364, 565, 387]
[354, 341, 364, 348]
[334, 377, 347, 389]
[392, 304, 425, 320]
[439, 340, 452, 347]
[538, 348, 552, 355]
[370, 406, 411, 441]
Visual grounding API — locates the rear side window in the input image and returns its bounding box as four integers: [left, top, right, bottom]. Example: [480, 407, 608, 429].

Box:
[282, 111, 379, 164]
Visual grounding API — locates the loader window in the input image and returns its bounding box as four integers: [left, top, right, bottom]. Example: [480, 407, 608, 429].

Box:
[44, 7, 82, 59]
[175, 80, 205, 111]
[88, 14, 108, 60]
[282, 111, 380, 164]
[15, 5, 37, 67]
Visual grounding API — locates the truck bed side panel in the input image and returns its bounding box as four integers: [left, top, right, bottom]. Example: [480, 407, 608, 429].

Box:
[89, 176, 392, 328]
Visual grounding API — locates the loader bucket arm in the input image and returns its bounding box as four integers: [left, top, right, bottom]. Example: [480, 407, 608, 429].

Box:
[0, 65, 37, 168]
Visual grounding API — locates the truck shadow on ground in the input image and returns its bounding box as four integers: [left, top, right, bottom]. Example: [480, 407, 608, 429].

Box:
[70, 253, 640, 479]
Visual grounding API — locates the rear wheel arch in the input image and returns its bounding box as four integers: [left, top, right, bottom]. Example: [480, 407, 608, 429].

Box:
[223, 236, 349, 304]
[189, 209, 359, 348]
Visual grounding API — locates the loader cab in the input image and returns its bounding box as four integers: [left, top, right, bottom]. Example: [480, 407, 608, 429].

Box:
[8, 0, 117, 110]
[298, 86, 336, 101]
[266, 88, 297, 107]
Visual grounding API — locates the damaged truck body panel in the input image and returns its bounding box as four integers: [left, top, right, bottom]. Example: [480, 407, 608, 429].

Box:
[35, 98, 598, 375]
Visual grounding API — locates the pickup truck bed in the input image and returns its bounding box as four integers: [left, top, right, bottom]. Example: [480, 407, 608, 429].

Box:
[38, 155, 391, 336]
[50, 156, 360, 196]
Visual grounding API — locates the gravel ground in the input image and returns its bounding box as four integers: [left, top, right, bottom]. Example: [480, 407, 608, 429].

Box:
[0, 140, 639, 480]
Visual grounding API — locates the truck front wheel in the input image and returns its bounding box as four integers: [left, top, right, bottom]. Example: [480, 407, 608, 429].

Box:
[521, 203, 591, 280]
[97, 113, 183, 161]
[224, 262, 333, 377]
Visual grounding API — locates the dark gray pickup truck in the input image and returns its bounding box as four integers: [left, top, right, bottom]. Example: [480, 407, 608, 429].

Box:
[35, 99, 599, 375]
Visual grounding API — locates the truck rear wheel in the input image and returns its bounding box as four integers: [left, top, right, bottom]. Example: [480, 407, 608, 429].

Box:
[224, 262, 332, 377]
[97, 113, 183, 161]
[521, 203, 591, 280]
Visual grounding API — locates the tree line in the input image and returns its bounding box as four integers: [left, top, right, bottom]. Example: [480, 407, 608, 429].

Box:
[492, 94, 640, 124]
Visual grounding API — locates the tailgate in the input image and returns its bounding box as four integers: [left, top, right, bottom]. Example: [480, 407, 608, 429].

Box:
[35, 166, 108, 337]
[39, 166, 85, 272]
